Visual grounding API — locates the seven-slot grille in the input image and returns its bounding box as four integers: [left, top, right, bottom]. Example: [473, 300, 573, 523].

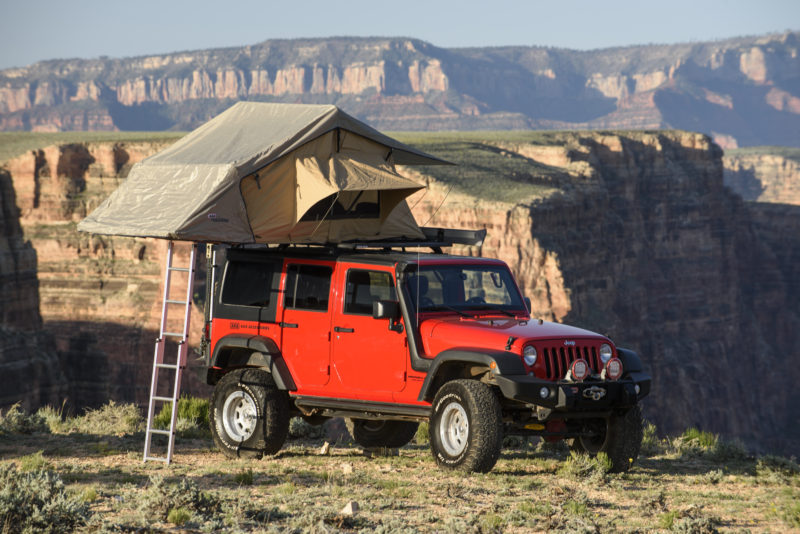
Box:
[541, 344, 602, 381]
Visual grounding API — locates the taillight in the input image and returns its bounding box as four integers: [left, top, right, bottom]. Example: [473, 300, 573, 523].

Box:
[570, 359, 590, 381]
[605, 358, 623, 380]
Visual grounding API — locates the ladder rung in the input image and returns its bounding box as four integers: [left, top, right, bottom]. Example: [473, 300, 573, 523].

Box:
[165, 299, 187, 305]
[162, 332, 185, 338]
[155, 363, 180, 370]
[148, 428, 172, 436]
[168, 267, 191, 272]
[152, 396, 175, 403]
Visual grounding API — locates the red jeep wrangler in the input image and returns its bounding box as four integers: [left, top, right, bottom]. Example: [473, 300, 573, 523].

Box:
[203, 232, 650, 473]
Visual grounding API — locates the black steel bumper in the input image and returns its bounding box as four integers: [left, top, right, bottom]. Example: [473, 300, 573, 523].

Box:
[494, 371, 651, 411]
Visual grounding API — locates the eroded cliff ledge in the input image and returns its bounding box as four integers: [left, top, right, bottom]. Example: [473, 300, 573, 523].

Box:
[1, 131, 798, 454]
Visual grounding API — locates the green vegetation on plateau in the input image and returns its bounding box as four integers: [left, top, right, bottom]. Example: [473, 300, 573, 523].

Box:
[1, 400, 798, 533]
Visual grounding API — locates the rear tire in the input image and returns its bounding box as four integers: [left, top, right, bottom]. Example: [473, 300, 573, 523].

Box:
[569, 404, 643, 472]
[210, 368, 289, 458]
[429, 380, 503, 473]
[346, 419, 419, 448]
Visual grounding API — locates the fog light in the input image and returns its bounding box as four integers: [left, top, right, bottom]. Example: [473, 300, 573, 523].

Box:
[539, 387, 550, 399]
[605, 358, 623, 380]
[570, 359, 590, 381]
[635, 384, 641, 394]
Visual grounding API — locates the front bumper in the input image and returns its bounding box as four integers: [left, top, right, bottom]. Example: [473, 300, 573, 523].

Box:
[494, 371, 651, 411]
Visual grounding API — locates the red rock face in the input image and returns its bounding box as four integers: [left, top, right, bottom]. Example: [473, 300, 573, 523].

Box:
[1, 34, 797, 146]
[1, 132, 799, 455]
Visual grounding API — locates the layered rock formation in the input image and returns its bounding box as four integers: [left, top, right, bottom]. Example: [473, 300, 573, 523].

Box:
[404, 131, 800, 454]
[2, 131, 799, 455]
[2, 140, 210, 410]
[1, 33, 798, 148]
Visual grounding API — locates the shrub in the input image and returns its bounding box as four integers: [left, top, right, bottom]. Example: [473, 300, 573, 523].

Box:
[641, 420, 665, 456]
[167, 507, 192, 526]
[288, 417, 324, 440]
[36, 404, 67, 433]
[18, 450, 49, 472]
[68, 401, 143, 435]
[756, 455, 800, 483]
[558, 451, 612, 482]
[153, 396, 210, 438]
[233, 469, 254, 486]
[0, 464, 90, 534]
[0, 403, 48, 434]
[139, 475, 221, 523]
[672, 427, 748, 461]
[415, 421, 430, 445]
[671, 515, 720, 533]
[780, 500, 800, 529]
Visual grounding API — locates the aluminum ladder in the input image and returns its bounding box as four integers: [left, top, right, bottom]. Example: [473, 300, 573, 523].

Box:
[143, 241, 198, 464]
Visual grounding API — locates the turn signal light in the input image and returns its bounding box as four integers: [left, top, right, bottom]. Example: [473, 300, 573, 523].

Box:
[605, 358, 623, 380]
[570, 359, 590, 381]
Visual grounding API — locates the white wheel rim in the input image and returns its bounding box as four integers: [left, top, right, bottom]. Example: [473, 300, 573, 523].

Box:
[439, 402, 469, 456]
[222, 390, 258, 442]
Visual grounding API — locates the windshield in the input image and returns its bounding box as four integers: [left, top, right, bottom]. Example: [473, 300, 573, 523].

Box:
[405, 264, 525, 313]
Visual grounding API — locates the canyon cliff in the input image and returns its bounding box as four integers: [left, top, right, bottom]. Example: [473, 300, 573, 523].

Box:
[1, 33, 799, 149]
[1, 132, 799, 455]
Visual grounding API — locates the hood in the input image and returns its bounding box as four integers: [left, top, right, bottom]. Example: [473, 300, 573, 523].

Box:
[418, 316, 610, 357]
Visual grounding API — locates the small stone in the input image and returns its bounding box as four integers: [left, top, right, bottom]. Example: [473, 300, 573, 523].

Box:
[319, 441, 331, 455]
[341, 462, 353, 474]
[340, 501, 359, 516]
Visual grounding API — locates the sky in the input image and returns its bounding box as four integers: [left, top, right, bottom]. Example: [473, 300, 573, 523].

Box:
[0, 0, 798, 70]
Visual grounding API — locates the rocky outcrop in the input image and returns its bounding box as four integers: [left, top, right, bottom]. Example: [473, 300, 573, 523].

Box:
[0, 165, 68, 409]
[408, 131, 800, 455]
[1, 33, 798, 147]
[3, 132, 800, 455]
[2, 140, 210, 410]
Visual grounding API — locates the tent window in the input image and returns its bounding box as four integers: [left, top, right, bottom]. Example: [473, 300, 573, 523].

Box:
[221, 261, 274, 307]
[300, 191, 380, 222]
[284, 264, 333, 311]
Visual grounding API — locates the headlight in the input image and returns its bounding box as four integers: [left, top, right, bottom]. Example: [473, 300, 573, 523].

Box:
[599, 343, 613, 363]
[523, 345, 537, 366]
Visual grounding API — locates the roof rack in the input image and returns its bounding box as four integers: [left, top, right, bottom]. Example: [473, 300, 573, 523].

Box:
[339, 226, 486, 253]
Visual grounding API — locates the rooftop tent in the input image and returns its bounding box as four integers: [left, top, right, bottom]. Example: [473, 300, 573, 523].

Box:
[77, 102, 448, 243]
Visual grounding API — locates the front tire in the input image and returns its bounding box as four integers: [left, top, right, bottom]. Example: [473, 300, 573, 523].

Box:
[429, 380, 503, 473]
[346, 419, 419, 449]
[210, 368, 289, 459]
[570, 404, 643, 472]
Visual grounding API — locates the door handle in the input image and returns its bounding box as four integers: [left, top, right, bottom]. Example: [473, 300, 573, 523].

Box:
[280, 322, 298, 328]
[334, 326, 354, 333]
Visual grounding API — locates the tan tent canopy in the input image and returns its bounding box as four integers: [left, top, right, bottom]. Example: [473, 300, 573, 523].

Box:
[78, 102, 448, 243]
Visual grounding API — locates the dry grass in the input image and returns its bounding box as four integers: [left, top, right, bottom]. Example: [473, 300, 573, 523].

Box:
[1, 402, 799, 533]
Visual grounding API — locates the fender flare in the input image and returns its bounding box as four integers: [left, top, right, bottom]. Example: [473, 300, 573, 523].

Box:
[209, 335, 296, 391]
[417, 348, 525, 402]
[616, 347, 643, 373]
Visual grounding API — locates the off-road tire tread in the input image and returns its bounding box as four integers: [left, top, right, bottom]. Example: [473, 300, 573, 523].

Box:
[605, 404, 643, 473]
[209, 368, 289, 459]
[429, 379, 503, 473]
[345, 419, 419, 449]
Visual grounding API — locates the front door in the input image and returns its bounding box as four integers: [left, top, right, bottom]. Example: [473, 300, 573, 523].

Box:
[280, 261, 334, 389]
[331, 266, 407, 398]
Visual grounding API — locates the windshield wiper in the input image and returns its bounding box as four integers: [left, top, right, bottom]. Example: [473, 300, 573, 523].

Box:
[466, 304, 517, 317]
[423, 305, 471, 318]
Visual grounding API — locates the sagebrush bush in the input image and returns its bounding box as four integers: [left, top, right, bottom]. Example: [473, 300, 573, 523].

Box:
[0, 402, 48, 434]
[671, 427, 748, 462]
[757, 454, 800, 483]
[557, 451, 612, 482]
[288, 417, 324, 440]
[67, 401, 143, 435]
[153, 395, 210, 438]
[0, 464, 90, 534]
[640, 420, 666, 456]
[139, 475, 221, 523]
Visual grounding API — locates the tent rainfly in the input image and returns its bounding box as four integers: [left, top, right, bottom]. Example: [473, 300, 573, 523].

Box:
[77, 102, 449, 244]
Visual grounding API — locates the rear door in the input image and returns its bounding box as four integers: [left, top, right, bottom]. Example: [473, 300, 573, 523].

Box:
[330, 265, 407, 398]
[279, 260, 335, 389]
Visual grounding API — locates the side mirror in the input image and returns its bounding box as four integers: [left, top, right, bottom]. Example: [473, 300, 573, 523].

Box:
[373, 300, 404, 333]
[523, 297, 532, 313]
[373, 300, 401, 320]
